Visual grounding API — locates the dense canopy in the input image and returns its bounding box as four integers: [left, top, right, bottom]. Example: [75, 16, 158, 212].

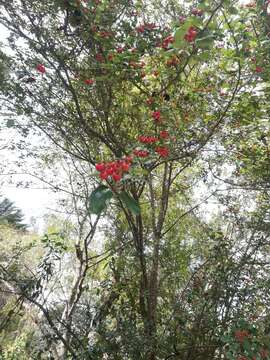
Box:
[0, 0, 269, 359]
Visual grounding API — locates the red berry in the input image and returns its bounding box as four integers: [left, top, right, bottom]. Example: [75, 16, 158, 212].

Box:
[84, 79, 94, 85]
[121, 162, 130, 172]
[100, 171, 109, 180]
[152, 111, 162, 122]
[106, 167, 114, 175]
[184, 27, 197, 42]
[125, 156, 133, 163]
[255, 66, 263, 73]
[133, 149, 149, 158]
[161, 35, 174, 49]
[159, 130, 169, 139]
[155, 146, 169, 158]
[138, 135, 158, 144]
[95, 163, 106, 172]
[112, 172, 121, 182]
[36, 64, 45, 73]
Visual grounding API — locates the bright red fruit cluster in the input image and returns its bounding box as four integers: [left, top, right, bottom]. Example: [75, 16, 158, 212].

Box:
[133, 149, 149, 158]
[138, 136, 159, 144]
[155, 146, 169, 158]
[152, 111, 162, 123]
[159, 130, 169, 139]
[36, 64, 45, 73]
[184, 26, 197, 42]
[95, 157, 132, 182]
[161, 35, 174, 49]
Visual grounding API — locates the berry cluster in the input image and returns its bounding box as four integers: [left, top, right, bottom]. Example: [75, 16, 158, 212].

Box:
[184, 26, 197, 42]
[161, 35, 174, 49]
[155, 146, 169, 158]
[138, 136, 159, 144]
[152, 111, 162, 123]
[133, 149, 149, 158]
[95, 157, 132, 182]
[36, 64, 46, 74]
[159, 130, 169, 139]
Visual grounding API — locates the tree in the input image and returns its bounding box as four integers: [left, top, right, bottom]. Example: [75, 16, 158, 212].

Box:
[0, 197, 27, 230]
[0, 0, 269, 359]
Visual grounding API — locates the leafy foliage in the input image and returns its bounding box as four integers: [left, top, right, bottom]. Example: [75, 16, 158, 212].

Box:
[0, 0, 269, 359]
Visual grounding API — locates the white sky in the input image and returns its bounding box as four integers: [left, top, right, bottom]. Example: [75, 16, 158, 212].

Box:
[2, 186, 56, 225]
[0, 136, 60, 230]
[0, 24, 61, 229]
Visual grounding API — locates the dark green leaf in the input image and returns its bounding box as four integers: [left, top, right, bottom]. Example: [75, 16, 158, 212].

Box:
[89, 185, 113, 215]
[119, 192, 140, 215]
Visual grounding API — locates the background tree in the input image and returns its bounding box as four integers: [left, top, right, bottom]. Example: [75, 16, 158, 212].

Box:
[0, 197, 27, 230]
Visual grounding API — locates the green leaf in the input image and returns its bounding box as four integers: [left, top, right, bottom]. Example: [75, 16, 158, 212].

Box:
[173, 28, 186, 48]
[196, 35, 214, 49]
[88, 185, 113, 215]
[119, 192, 140, 215]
